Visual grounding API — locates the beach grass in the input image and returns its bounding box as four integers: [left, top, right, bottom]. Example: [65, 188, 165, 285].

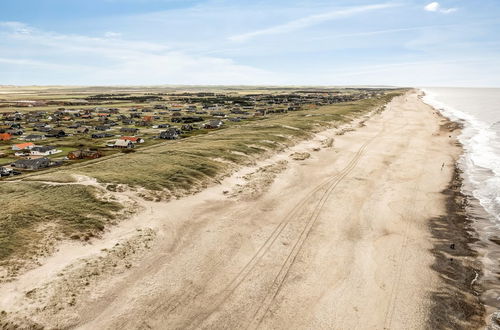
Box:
[0, 182, 122, 265]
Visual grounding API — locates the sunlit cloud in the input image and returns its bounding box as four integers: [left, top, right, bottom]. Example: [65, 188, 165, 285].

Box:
[424, 2, 457, 14]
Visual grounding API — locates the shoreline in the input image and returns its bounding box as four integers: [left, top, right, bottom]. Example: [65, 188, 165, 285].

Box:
[427, 164, 485, 328]
[421, 91, 500, 328]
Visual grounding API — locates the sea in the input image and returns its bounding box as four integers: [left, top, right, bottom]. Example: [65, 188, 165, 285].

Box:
[422, 87, 500, 318]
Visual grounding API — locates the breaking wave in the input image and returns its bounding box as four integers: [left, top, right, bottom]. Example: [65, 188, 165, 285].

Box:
[422, 89, 500, 226]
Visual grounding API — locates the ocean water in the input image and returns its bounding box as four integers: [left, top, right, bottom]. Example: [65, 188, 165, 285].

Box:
[422, 87, 500, 226]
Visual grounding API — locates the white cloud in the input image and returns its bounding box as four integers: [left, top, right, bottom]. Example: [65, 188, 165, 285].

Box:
[0, 22, 279, 85]
[424, 2, 457, 14]
[104, 31, 122, 38]
[0, 21, 33, 35]
[424, 2, 439, 12]
[229, 3, 399, 42]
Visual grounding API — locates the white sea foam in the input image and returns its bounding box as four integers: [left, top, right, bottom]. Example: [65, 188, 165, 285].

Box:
[422, 88, 500, 225]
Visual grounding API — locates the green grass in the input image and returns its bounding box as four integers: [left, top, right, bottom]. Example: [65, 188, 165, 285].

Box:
[0, 183, 122, 263]
[0, 158, 16, 166]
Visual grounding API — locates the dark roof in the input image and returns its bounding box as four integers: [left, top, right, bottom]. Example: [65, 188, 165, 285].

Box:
[31, 146, 56, 152]
[13, 157, 50, 168]
[208, 119, 223, 126]
[24, 134, 44, 140]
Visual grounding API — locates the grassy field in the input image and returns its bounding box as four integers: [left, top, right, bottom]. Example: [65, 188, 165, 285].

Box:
[0, 90, 403, 272]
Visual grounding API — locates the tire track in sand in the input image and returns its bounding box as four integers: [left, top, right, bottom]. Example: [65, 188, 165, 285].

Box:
[186, 121, 387, 330]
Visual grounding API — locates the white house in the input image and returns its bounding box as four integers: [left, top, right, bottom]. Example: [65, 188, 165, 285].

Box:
[30, 146, 62, 156]
[113, 139, 134, 148]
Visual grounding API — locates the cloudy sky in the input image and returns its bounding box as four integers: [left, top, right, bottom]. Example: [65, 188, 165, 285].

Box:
[0, 0, 499, 86]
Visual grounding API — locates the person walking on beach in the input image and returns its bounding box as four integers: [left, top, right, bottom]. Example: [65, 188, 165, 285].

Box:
[441, 162, 445, 171]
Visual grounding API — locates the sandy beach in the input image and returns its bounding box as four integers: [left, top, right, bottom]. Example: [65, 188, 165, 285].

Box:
[0, 91, 483, 329]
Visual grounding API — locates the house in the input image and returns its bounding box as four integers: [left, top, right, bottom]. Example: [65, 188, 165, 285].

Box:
[119, 136, 144, 144]
[0, 166, 15, 177]
[180, 116, 203, 123]
[24, 134, 46, 141]
[94, 125, 110, 131]
[204, 119, 224, 129]
[76, 127, 89, 134]
[212, 112, 227, 118]
[36, 127, 52, 133]
[91, 133, 114, 139]
[32, 123, 49, 129]
[7, 129, 24, 136]
[230, 108, 248, 115]
[159, 128, 180, 140]
[181, 124, 194, 131]
[12, 157, 51, 170]
[120, 127, 139, 134]
[45, 129, 66, 138]
[67, 149, 101, 160]
[10, 123, 22, 129]
[12, 142, 35, 151]
[30, 146, 62, 156]
[113, 139, 134, 148]
[254, 109, 267, 116]
[0, 133, 12, 141]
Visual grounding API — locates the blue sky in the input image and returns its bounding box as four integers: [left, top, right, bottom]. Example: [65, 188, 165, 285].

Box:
[0, 0, 499, 86]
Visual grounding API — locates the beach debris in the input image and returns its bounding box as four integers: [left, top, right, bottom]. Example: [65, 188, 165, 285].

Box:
[229, 161, 288, 200]
[290, 152, 310, 161]
[491, 311, 500, 328]
[322, 137, 334, 148]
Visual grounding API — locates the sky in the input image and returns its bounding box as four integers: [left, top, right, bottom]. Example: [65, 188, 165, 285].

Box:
[0, 0, 499, 87]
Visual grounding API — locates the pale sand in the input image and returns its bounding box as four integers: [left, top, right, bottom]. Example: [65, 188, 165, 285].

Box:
[0, 91, 461, 329]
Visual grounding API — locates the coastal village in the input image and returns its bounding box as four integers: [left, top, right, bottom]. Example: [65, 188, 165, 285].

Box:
[0, 88, 382, 177]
